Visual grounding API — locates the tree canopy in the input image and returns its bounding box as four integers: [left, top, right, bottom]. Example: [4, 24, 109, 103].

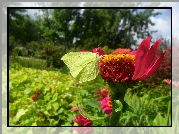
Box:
[9, 8, 162, 52]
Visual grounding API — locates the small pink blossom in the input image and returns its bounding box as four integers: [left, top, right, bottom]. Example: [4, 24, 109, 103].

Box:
[70, 106, 80, 112]
[93, 47, 106, 56]
[73, 114, 93, 126]
[100, 97, 112, 114]
[163, 79, 171, 85]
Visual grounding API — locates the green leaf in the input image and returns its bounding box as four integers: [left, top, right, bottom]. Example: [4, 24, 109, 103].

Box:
[49, 119, 58, 126]
[31, 122, 37, 126]
[114, 100, 123, 112]
[53, 102, 59, 111]
[61, 52, 99, 83]
[24, 88, 31, 94]
[153, 113, 167, 126]
[85, 99, 100, 109]
[16, 109, 28, 120]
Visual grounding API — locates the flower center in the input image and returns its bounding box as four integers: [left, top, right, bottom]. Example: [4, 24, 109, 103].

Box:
[107, 101, 112, 107]
[99, 54, 135, 82]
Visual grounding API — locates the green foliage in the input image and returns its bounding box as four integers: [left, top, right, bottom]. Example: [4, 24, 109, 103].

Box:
[9, 10, 40, 47]
[9, 66, 75, 126]
[120, 81, 171, 126]
[101, 45, 114, 54]
[9, 56, 46, 70]
[9, 36, 16, 55]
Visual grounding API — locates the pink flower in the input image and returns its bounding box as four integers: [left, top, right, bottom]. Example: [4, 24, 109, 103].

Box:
[132, 37, 169, 81]
[100, 97, 112, 114]
[73, 114, 93, 126]
[81, 48, 106, 56]
[93, 48, 106, 56]
[70, 106, 80, 112]
[163, 79, 179, 87]
[72, 127, 94, 134]
[163, 79, 171, 85]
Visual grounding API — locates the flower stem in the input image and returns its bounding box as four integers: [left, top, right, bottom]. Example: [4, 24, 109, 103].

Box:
[110, 94, 121, 126]
[109, 83, 128, 126]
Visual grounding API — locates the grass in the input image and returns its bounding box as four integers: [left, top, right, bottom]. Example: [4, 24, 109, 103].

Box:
[9, 56, 46, 70]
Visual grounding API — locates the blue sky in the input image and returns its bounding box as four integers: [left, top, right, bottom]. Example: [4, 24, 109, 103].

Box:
[20, 2, 174, 45]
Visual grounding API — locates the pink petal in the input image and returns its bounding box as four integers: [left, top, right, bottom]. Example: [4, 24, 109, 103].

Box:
[134, 39, 162, 80]
[137, 49, 169, 80]
[132, 37, 152, 80]
[129, 51, 137, 55]
[93, 48, 106, 56]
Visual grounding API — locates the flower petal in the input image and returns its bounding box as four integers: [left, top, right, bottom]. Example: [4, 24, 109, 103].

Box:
[132, 37, 152, 80]
[129, 51, 137, 55]
[137, 49, 169, 80]
[133, 39, 162, 80]
[93, 48, 106, 56]
[132, 37, 152, 79]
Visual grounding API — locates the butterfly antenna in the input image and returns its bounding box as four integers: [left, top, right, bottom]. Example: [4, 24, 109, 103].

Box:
[98, 43, 101, 47]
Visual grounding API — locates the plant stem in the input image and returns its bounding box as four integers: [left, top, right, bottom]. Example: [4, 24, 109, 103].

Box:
[109, 83, 128, 126]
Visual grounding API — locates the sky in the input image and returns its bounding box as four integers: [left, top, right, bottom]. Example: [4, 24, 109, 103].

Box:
[17, 2, 174, 46]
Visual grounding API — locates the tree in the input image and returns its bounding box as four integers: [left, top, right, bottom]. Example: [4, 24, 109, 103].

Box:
[9, 9, 40, 47]
[52, 9, 81, 48]
[72, 9, 161, 49]
[9, 9, 27, 36]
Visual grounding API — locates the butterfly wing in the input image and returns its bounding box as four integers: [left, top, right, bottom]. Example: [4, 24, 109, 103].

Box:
[76, 57, 98, 82]
[61, 52, 98, 82]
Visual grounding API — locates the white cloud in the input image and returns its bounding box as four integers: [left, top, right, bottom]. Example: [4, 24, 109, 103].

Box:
[149, 15, 171, 41]
[159, 2, 179, 42]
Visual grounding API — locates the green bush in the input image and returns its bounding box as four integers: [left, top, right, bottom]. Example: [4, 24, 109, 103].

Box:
[51, 45, 66, 68]
[9, 56, 46, 70]
[101, 45, 114, 54]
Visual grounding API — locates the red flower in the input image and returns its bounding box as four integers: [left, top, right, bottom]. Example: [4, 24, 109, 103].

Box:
[100, 97, 112, 114]
[32, 95, 38, 101]
[132, 37, 169, 80]
[93, 88, 109, 101]
[73, 114, 93, 126]
[72, 127, 94, 134]
[32, 91, 41, 101]
[93, 47, 106, 56]
[98, 37, 169, 83]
